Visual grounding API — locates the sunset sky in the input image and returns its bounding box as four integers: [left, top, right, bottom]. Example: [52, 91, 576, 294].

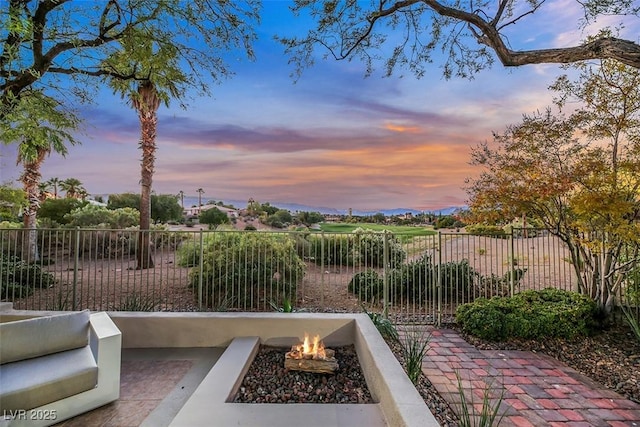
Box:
[1, 1, 638, 212]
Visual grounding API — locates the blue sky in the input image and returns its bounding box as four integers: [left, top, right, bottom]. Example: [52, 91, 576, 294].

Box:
[1, 1, 638, 211]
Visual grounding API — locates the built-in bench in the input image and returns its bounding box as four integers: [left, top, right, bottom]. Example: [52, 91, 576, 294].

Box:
[0, 310, 121, 427]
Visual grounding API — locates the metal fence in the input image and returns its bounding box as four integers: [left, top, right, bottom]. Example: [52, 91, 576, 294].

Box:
[0, 226, 632, 323]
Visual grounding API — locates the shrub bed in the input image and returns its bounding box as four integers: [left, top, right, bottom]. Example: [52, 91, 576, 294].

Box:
[455, 288, 598, 341]
[183, 232, 305, 309]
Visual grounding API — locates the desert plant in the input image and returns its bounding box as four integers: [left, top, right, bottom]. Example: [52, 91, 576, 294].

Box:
[397, 325, 431, 385]
[115, 294, 158, 311]
[620, 303, 640, 344]
[190, 232, 305, 309]
[465, 224, 507, 238]
[362, 305, 399, 343]
[269, 293, 294, 313]
[348, 269, 383, 302]
[352, 228, 406, 268]
[455, 370, 506, 427]
[46, 288, 74, 311]
[308, 233, 355, 266]
[0, 254, 56, 301]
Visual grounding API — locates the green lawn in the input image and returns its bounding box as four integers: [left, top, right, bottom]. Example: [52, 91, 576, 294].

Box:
[318, 222, 436, 236]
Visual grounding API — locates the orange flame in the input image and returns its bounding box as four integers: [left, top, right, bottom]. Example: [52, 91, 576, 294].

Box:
[295, 332, 326, 360]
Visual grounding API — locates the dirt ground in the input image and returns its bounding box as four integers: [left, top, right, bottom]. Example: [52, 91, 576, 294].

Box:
[9, 231, 577, 320]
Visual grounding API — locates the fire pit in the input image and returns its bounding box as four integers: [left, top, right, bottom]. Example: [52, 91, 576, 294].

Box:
[285, 333, 338, 374]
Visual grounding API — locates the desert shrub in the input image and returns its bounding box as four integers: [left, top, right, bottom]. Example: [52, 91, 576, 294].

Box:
[187, 232, 305, 309]
[353, 228, 406, 268]
[348, 269, 383, 302]
[389, 258, 476, 300]
[456, 288, 598, 341]
[308, 234, 355, 266]
[0, 223, 22, 256]
[385, 255, 434, 302]
[0, 254, 56, 300]
[39, 198, 87, 226]
[465, 224, 507, 238]
[177, 232, 241, 267]
[349, 257, 478, 304]
[65, 204, 139, 228]
[437, 259, 477, 297]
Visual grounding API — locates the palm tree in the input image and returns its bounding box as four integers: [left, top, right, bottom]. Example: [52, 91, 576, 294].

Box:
[131, 81, 161, 269]
[1, 90, 80, 261]
[197, 188, 205, 212]
[47, 177, 61, 198]
[60, 178, 86, 199]
[38, 181, 50, 202]
[178, 190, 185, 210]
[104, 30, 188, 270]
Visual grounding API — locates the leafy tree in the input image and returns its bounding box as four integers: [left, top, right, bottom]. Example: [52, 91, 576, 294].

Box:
[108, 193, 181, 223]
[107, 193, 140, 210]
[265, 209, 293, 228]
[39, 198, 87, 225]
[0, 184, 26, 221]
[199, 207, 229, 229]
[152, 194, 182, 223]
[257, 202, 279, 216]
[278, 1, 640, 80]
[466, 60, 640, 316]
[435, 215, 457, 229]
[296, 211, 324, 226]
[372, 212, 386, 223]
[1, 2, 260, 117]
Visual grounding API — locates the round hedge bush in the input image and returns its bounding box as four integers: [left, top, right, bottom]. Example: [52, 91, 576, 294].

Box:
[455, 288, 598, 341]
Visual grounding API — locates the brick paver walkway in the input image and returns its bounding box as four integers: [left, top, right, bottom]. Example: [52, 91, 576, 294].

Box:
[422, 328, 640, 426]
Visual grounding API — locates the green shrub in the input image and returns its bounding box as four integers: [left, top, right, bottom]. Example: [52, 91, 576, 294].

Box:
[177, 232, 241, 267]
[348, 269, 383, 302]
[465, 224, 507, 238]
[0, 254, 56, 301]
[386, 255, 434, 301]
[187, 232, 305, 309]
[456, 288, 598, 341]
[309, 234, 355, 266]
[349, 257, 478, 304]
[353, 228, 406, 268]
[64, 204, 139, 228]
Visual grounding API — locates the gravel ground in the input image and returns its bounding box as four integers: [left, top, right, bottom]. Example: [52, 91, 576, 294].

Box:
[233, 345, 373, 404]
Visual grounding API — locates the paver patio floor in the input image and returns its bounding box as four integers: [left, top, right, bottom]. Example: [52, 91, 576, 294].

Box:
[423, 328, 640, 427]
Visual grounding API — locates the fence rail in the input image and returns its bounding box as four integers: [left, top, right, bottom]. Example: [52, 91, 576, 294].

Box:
[1, 226, 635, 323]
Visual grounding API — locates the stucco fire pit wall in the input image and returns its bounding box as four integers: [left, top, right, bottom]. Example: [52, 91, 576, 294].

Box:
[0, 304, 438, 427]
[107, 312, 437, 427]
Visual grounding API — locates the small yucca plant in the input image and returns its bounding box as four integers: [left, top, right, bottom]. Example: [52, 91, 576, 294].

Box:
[397, 326, 431, 385]
[455, 370, 505, 427]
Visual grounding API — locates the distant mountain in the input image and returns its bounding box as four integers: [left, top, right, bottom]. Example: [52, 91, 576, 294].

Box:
[99, 193, 463, 217]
